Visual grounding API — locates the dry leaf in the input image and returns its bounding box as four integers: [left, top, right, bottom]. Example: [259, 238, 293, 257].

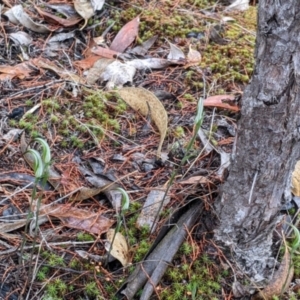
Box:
[167, 40, 185, 61]
[110, 16, 139, 53]
[116, 87, 168, 157]
[72, 186, 108, 201]
[91, 45, 121, 58]
[44, 205, 114, 235]
[179, 176, 209, 185]
[292, 160, 300, 196]
[90, 0, 105, 11]
[187, 45, 201, 65]
[105, 229, 130, 266]
[46, 3, 78, 18]
[35, 5, 81, 27]
[86, 59, 137, 88]
[0, 61, 35, 80]
[127, 58, 171, 69]
[74, 0, 94, 30]
[74, 55, 101, 70]
[203, 94, 240, 112]
[225, 0, 249, 12]
[0, 219, 28, 233]
[5, 5, 51, 33]
[9, 31, 32, 46]
[33, 58, 82, 83]
[254, 249, 293, 300]
[129, 35, 157, 55]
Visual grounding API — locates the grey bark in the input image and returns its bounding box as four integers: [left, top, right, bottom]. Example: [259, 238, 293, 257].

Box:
[215, 0, 300, 286]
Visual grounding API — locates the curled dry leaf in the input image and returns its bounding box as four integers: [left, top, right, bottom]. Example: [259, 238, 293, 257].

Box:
[74, 0, 94, 30]
[0, 219, 28, 234]
[116, 87, 168, 157]
[90, 0, 105, 11]
[127, 58, 171, 69]
[105, 229, 130, 266]
[129, 35, 158, 55]
[167, 40, 185, 61]
[9, 31, 32, 46]
[110, 16, 140, 53]
[5, 5, 51, 33]
[253, 249, 294, 300]
[74, 55, 102, 70]
[91, 45, 121, 58]
[187, 45, 201, 65]
[292, 160, 300, 197]
[33, 58, 82, 83]
[203, 94, 240, 112]
[35, 5, 81, 27]
[42, 205, 114, 235]
[0, 61, 35, 80]
[225, 0, 249, 12]
[179, 176, 210, 185]
[86, 58, 129, 86]
[46, 3, 78, 18]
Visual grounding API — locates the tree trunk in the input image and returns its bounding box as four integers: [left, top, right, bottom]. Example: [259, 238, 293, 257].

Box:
[215, 0, 300, 286]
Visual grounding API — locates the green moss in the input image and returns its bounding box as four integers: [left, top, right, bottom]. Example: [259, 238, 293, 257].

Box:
[85, 282, 100, 297]
[77, 232, 95, 242]
[25, 99, 33, 106]
[174, 126, 185, 138]
[48, 253, 65, 267]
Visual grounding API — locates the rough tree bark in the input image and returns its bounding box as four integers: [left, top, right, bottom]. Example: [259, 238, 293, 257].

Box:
[215, 0, 300, 288]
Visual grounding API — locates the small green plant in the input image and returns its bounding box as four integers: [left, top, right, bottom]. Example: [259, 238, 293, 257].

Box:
[25, 99, 33, 106]
[77, 232, 95, 242]
[106, 188, 130, 265]
[46, 283, 58, 297]
[69, 258, 80, 269]
[48, 253, 65, 267]
[20, 137, 52, 280]
[180, 242, 193, 255]
[85, 281, 100, 297]
[36, 270, 47, 281]
[174, 126, 185, 138]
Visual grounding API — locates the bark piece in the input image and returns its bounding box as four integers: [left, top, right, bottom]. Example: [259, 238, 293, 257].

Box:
[116, 201, 202, 300]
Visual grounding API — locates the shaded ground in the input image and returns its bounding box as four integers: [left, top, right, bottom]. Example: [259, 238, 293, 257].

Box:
[0, 0, 259, 299]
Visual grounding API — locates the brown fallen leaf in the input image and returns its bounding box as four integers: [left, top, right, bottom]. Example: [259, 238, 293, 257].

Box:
[0, 61, 35, 80]
[32, 58, 82, 83]
[0, 219, 28, 234]
[203, 94, 240, 112]
[74, 55, 102, 70]
[91, 45, 121, 58]
[254, 248, 294, 300]
[116, 87, 168, 157]
[35, 5, 81, 27]
[44, 205, 114, 235]
[179, 176, 210, 185]
[110, 16, 139, 53]
[105, 229, 130, 266]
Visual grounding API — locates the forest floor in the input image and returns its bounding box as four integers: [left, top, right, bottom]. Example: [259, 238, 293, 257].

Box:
[1, 0, 289, 299]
